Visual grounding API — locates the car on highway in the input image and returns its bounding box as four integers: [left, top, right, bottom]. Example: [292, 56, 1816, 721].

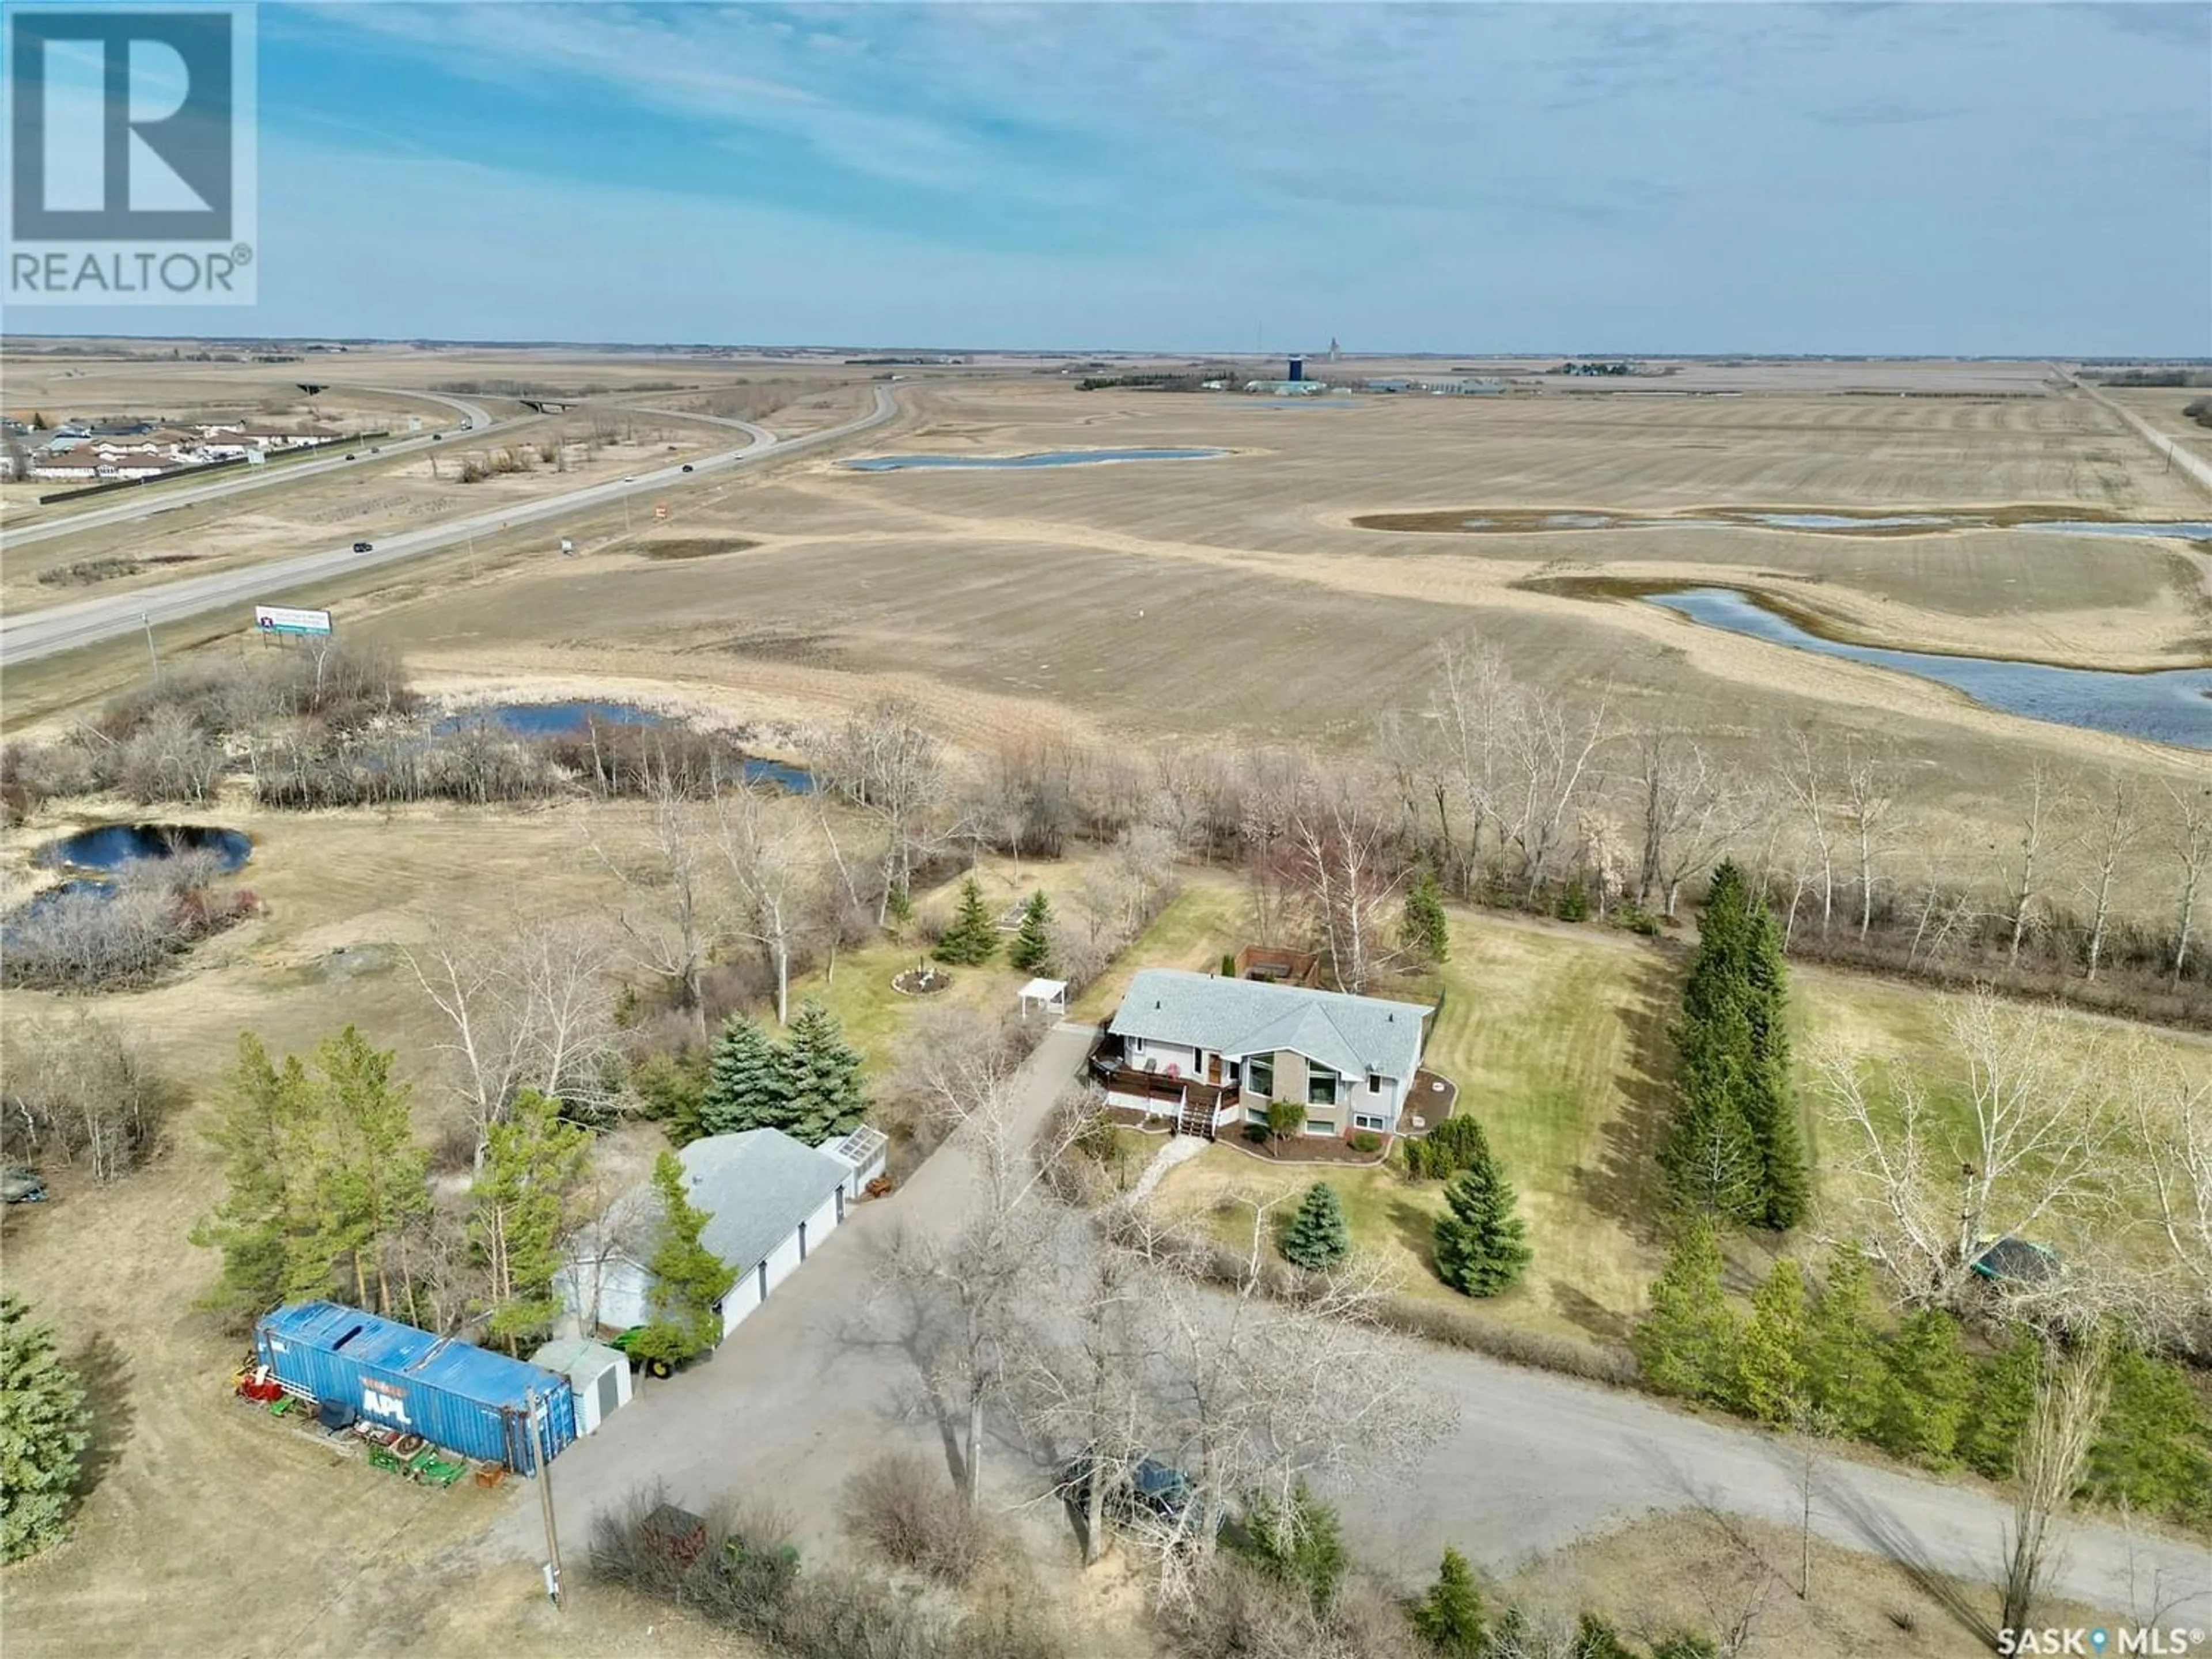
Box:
[346, 452, 357, 460]
[681, 463, 694, 472]
[622, 475, 636, 483]
[352, 540, 373, 553]
[431, 433, 442, 442]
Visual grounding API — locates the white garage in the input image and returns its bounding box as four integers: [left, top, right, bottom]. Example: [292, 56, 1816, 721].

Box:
[557, 1125, 888, 1344]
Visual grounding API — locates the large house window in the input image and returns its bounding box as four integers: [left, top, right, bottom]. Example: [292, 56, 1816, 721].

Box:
[1246, 1055, 1274, 1097]
[1308, 1066, 1339, 1107]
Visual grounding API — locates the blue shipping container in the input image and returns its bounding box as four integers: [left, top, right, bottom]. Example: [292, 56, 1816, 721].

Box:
[255, 1301, 578, 1473]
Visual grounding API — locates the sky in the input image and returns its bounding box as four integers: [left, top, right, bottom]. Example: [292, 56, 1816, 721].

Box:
[17, 1, 2212, 353]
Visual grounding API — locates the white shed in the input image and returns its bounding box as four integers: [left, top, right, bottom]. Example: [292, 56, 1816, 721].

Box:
[556, 1126, 881, 1344]
[530, 1336, 633, 1434]
[1017, 977, 1069, 1021]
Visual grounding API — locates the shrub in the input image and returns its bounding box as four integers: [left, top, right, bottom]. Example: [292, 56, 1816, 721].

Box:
[1555, 875, 1590, 923]
[1221, 952, 1237, 978]
[842, 1451, 991, 1585]
[1349, 1131, 1382, 1156]
[1242, 1123, 1270, 1145]
[1232, 1480, 1349, 1609]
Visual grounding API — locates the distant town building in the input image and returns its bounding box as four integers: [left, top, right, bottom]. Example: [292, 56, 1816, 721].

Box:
[1243, 379, 1330, 396]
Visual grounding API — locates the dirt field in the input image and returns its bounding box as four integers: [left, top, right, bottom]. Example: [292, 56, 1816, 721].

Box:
[5, 354, 2209, 1656]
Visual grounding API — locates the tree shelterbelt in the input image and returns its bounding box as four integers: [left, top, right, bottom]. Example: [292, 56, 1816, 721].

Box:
[1661, 861, 1808, 1230]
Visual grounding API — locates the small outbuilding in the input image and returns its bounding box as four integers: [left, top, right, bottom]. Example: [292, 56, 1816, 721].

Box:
[1018, 977, 1069, 1021]
[530, 1336, 634, 1435]
[558, 1125, 889, 1343]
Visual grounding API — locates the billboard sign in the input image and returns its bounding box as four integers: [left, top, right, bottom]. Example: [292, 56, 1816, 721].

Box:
[253, 602, 331, 637]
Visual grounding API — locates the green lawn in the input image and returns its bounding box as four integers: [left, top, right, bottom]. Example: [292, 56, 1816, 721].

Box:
[1149, 892, 2211, 1353]
[1067, 872, 1252, 1023]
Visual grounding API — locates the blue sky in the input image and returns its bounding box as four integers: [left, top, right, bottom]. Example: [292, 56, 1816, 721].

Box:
[27, 2, 2212, 353]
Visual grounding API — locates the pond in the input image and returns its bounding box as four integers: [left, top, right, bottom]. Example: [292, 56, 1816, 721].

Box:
[37, 823, 253, 873]
[1649, 588, 2212, 750]
[434, 700, 664, 737]
[840, 447, 1226, 471]
[434, 703, 816, 791]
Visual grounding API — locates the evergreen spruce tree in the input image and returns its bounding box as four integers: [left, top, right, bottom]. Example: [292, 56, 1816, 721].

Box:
[1279, 1181, 1351, 1271]
[630, 1151, 738, 1369]
[779, 999, 868, 1145]
[315, 1026, 428, 1319]
[1734, 1258, 1810, 1425]
[1739, 903, 1808, 1230]
[699, 1014, 793, 1137]
[1633, 1218, 1740, 1403]
[1664, 861, 1805, 1230]
[1658, 999, 1764, 1226]
[2085, 1344, 2212, 1524]
[1431, 1131, 1532, 1297]
[0, 1295, 91, 1562]
[1009, 889, 1054, 972]
[191, 1032, 320, 1324]
[472, 1089, 591, 1355]
[1873, 1309, 1974, 1467]
[933, 877, 999, 965]
[1400, 868, 1450, 964]
[1802, 1249, 1885, 1440]
[1408, 1546, 1487, 1656]
[1960, 1325, 2040, 1480]
[1238, 1480, 1347, 1610]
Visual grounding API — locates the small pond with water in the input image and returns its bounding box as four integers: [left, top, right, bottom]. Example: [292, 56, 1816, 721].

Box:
[435, 702, 816, 790]
[37, 823, 253, 874]
[1649, 588, 2212, 750]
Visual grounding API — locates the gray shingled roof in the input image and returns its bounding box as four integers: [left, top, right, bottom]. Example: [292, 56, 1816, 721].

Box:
[1108, 968, 1427, 1082]
[680, 1130, 853, 1274]
[599, 1128, 851, 1276]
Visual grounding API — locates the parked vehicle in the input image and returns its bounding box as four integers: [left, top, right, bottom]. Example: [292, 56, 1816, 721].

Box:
[610, 1324, 677, 1380]
[352, 540, 373, 552]
[3, 1166, 48, 1203]
[1055, 1450, 1220, 1539]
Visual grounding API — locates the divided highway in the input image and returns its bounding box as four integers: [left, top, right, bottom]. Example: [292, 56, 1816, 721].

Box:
[5, 387, 503, 550]
[0, 387, 897, 665]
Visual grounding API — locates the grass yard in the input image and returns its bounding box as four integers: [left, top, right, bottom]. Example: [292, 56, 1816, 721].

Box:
[790, 851, 1102, 1075]
[1067, 870, 1253, 1022]
[1148, 897, 2212, 1353]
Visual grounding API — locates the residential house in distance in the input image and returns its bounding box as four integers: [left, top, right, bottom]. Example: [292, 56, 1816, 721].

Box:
[555, 1125, 888, 1344]
[1094, 967, 1434, 1141]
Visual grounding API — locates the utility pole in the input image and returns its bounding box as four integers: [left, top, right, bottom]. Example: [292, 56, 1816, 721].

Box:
[141, 611, 160, 680]
[528, 1388, 565, 1610]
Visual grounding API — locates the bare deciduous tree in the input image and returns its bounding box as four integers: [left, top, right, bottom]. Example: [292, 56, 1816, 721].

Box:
[2162, 781, 2211, 987]
[2078, 775, 2136, 983]
[1631, 729, 1741, 918]
[1999, 1332, 2111, 1635]
[818, 696, 948, 923]
[1287, 783, 1403, 993]
[588, 782, 715, 1035]
[713, 779, 810, 1025]
[406, 911, 622, 1176]
[1817, 991, 2117, 1317]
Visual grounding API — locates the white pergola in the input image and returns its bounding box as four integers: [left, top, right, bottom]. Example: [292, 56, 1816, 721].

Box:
[1017, 977, 1069, 1021]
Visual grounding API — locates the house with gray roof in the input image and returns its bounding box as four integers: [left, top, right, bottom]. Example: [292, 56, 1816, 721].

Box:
[1100, 968, 1431, 1140]
[555, 1125, 888, 1342]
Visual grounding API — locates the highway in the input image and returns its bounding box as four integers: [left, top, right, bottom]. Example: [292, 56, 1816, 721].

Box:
[5, 387, 505, 548]
[0, 385, 896, 665]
